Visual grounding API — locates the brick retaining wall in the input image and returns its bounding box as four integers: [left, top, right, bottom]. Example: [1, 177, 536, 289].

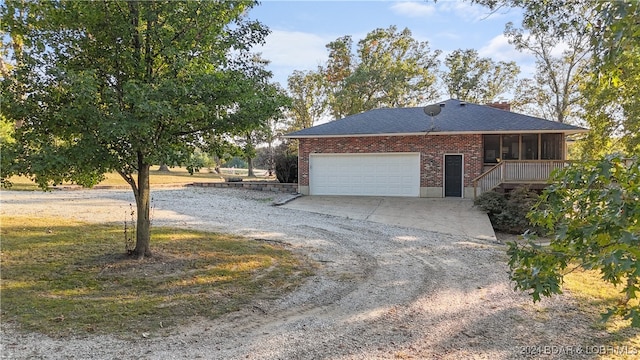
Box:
[190, 181, 298, 194]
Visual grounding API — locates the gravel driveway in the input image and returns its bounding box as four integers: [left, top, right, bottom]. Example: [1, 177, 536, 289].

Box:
[1, 187, 601, 359]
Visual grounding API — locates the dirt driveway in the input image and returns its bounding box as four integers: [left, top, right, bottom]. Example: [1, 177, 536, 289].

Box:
[1, 187, 601, 359]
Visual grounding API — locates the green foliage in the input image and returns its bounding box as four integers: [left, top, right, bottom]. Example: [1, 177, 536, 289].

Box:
[579, 0, 640, 156]
[184, 149, 215, 172]
[254, 147, 274, 170]
[474, 187, 540, 234]
[474, 190, 507, 218]
[319, 26, 441, 119]
[286, 70, 327, 131]
[222, 157, 248, 169]
[0, 116, 15, 145]
[0, 0, 288, 255]
[275, 153, 298, 184]
[443, 48, 520, 103]
[0, 116, 17, 187]
[507, 155, 640, 327]
[474, 0, 639, 155]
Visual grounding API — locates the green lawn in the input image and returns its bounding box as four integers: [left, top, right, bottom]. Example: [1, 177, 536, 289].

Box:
[563, 269, 640, 359]
[0, 216, 313, 338]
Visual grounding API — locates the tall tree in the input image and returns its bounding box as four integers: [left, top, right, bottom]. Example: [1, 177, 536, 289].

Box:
[321, 26, 441, 118]
[473, 0, 639, 154]
[234, 58, 290, 178]
[443, 48, 520, 103]
[474, 1, 640, 327]
[579, 0, 640, 156]
[286, 69, 327, 131]
[505, 13, 592, 124]
[0, 0, 287, 258]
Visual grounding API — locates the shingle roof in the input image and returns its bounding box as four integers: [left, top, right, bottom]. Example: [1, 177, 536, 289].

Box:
[285, 99, 588, 138]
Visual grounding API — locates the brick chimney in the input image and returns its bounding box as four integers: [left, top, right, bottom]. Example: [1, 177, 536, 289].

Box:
[486, 101, 511, 111]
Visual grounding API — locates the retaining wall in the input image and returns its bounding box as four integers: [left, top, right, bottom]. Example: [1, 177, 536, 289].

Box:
[190, 181, 298, 194]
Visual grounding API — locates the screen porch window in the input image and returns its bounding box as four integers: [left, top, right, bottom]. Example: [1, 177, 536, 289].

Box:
[521, 134, 539, 160]
[541, 134, 563, 159]
[483, 135, 500, 163]
[483, 133, 563, 163]
[501, 135, 520, 160]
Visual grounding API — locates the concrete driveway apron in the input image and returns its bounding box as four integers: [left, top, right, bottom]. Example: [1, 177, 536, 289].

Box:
[282, 196, 496, 241]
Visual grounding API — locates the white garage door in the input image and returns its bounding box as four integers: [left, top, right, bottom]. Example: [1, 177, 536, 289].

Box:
[309, 153, 420, 197]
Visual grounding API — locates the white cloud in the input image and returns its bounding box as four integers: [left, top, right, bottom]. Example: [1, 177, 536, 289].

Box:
[254, 29, 333, 87]
[479, 34, 531, 62]
[435, 0, 509, 22]
[390, 1, 436, 18]
[479, 34, 536, 78]
[257, 30, 328, 69]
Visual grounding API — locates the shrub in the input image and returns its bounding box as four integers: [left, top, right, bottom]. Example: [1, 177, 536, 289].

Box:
[474, 187, 541, 234]
[274, 154, 298, 183]
[474, 190, 507, 218]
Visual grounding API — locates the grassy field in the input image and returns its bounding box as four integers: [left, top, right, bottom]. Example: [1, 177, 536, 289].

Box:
[0, 216, 313, 338]
[563, 269, 640, 359]
[2, 166, 274, 191]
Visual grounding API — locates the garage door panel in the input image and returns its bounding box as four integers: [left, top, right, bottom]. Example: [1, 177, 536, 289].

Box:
[310, 153, 420, 197]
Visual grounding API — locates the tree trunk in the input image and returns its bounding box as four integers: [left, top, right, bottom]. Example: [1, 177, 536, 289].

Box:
[247, 156, 255, 177]
[158, 163, 170, 172]
[132, 156, 152, 259]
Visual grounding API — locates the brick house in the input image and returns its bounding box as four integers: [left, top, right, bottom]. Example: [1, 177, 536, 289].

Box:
[284, 99, 588, 198]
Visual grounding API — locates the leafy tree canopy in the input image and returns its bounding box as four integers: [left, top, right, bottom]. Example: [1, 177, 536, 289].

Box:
[473, 0, 639, 155]
[508, 155, 639, 327]
[0, 0, 288, 257]
[443, 48, 519, 104]
[321, 26, 441, 119]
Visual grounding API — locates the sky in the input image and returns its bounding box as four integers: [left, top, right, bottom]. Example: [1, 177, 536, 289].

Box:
[247, 0, 537, 99]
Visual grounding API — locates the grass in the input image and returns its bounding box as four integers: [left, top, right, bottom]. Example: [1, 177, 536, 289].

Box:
[563, 268, 640, 359]
[2, 166, 275, 191]
[0, 216, 313, 338]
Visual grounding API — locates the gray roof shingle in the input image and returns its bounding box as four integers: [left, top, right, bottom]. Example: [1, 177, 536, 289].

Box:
[285, 99, 587, 137]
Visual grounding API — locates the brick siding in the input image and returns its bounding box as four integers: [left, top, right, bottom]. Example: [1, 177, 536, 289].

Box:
[298, 134, 483, 188]
[486, 102, 511, 111]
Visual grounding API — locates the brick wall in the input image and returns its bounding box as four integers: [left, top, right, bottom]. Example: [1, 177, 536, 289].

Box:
[486, 102, 511, 111]
[298, 134, 483, 188]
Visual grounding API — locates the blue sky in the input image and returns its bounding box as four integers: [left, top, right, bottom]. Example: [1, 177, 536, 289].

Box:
[247, 0, 537, 97]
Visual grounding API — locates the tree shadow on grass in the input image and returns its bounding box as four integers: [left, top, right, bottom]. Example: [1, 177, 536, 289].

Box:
[0, 218, 311, 338]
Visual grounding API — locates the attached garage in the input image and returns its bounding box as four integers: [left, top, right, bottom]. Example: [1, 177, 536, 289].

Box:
[309, 153, 420, 197]
[285, 99, 588, 198]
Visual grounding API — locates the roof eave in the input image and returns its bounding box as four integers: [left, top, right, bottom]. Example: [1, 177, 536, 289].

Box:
[429, 129, 589, 135]
[283, 131, 428, 139]
[284, 128, 589, 138]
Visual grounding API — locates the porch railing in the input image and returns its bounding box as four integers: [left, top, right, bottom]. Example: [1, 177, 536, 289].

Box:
[473, 160, 571, 198]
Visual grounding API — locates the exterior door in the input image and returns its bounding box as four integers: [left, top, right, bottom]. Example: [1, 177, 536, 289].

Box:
[444, 154, 463, 197]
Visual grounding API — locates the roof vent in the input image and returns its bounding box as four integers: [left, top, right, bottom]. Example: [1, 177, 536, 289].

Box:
[460, 102, 466, 106]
